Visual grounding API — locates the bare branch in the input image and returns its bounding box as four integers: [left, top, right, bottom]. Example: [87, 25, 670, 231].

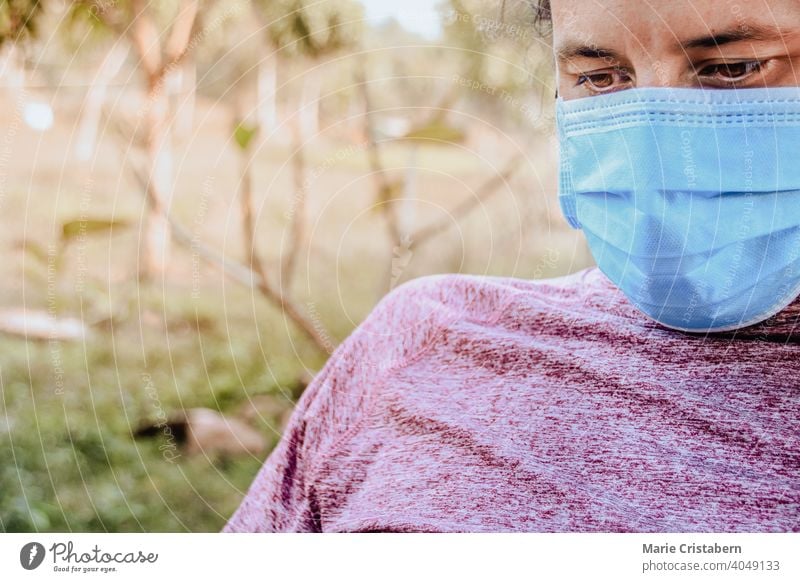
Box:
[119, 136, 331, 354]
[412, 152, 525, 246]
[165, 0, 198, 60]
[231, 82, 269, 284]
[160, 0, 199, 79]
[128, 0, 161, 78]
[237, 144, 268, 277]
[281, 117, 307, 287]
[355, 61, 401, 243]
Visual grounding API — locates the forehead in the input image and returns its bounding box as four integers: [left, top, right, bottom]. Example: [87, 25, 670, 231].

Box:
[550, 0, 799, 46]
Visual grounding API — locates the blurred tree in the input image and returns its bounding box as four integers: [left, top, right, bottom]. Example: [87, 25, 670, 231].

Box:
[250, 0, 364, 285]
[443, 0, 553, 129]
[68, 0, 208, 281]
[259, 0, 363, 133]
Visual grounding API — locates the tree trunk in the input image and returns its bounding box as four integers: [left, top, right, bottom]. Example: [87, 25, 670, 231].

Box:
[257, 53, 278, 135]
[130, 0, 198, 281]
[384, 147, 417, 295]
[299, 63, 321, 139]
[75, 44, 129, 161]
[281, 117, 308, 287]
[239, 138, 268, 277]
[140, 76, 173, 281]
[170, 57, 196, 143]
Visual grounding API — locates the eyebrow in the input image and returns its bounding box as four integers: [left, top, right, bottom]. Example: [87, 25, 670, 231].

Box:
[682, 24, 777, 49]
[556, 45, 622, 63]
[556, 23, 787, 64]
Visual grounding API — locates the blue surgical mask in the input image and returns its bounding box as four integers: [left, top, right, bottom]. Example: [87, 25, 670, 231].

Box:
[557, 86, 800, 333]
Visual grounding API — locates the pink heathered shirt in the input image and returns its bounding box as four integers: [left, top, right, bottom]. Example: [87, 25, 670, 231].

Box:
[222, 266, 800, 532]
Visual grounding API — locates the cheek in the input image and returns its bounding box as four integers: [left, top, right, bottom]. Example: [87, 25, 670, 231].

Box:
[777, 57, 800, 85]
[556, 77, 585, 101]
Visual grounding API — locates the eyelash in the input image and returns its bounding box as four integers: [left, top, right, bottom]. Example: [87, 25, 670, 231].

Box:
[697, 61, 763, 85]
[575, 60, 764, 93]
[575, 68, 632, 93]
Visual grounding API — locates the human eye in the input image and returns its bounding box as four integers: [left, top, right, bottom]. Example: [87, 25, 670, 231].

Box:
[696, 60, 763, 86]
[576, 67, 634, 94]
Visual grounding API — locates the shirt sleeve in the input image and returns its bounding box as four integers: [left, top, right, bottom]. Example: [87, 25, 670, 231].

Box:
[220, 360, 335, 532]
[220, 275, 444, 532]
[220, 273, 492, 532]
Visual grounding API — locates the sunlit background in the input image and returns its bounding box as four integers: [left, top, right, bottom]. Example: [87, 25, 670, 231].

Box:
[0, 0, 591, 532]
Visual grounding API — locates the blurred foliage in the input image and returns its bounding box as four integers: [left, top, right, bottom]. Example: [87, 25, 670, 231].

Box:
[68, 0, 192, 32]
[403, 118, 466, 144]
[61, 218, 130, 241]
[58, 0, 212, 55]
[0, 0, 41, 44]
[443, 0, 554, 121]
[233, 122, 259, 150]
[253, 0, 364, 57]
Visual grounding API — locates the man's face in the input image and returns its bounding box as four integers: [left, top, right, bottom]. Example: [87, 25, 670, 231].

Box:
[551, 0, 800, 100]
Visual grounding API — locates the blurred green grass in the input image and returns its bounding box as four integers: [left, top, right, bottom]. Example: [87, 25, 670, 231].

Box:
[0, 280, 323, 532]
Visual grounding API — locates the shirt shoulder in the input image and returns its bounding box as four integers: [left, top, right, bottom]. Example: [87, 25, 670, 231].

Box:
[306, 266, 621, 424]
[222, 267, 628, 531]
[349, 266, 622, 364]
[375, 266, 616, 327]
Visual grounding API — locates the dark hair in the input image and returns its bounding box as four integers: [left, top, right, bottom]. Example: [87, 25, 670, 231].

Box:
[517, 0, 551, 35]
[532, 0, 551, 25]
[496, 0, 552, 41]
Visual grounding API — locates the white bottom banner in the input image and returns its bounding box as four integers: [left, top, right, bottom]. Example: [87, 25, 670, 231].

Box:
[0, 533, 797, 581]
